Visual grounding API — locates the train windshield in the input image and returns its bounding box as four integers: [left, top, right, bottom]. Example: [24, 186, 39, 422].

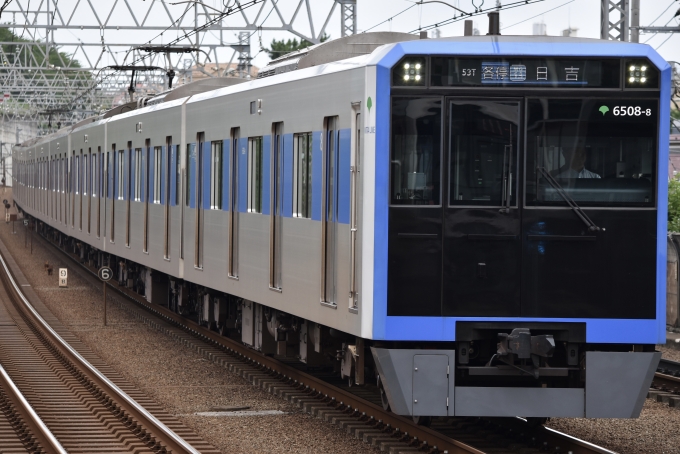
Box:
[525, 98, 658, 207]
[390, 98, 442, 205]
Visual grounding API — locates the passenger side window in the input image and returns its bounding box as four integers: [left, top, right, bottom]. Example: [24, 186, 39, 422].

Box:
[83, 154, 88, 196]
[210, 141, 223, 209]
[293, 132, 312, 218]
[154, 146, 162, 204]
[117, 150, 124, 200]
[135, 148, 142, 201]
[247, 136, 263, 213]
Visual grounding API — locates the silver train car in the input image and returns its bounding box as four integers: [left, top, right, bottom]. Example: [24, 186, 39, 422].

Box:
[13, 31, 669, 421]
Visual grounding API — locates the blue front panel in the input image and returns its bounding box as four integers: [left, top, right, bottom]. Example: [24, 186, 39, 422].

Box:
[372, 40, 671, 344]
[170, 145, 177, 207]
[238, 137, 248, 213]
[188, 143, 196, 209]
[282, 133, 294, 218]
[202, 142, 211, 210]
[338, 128, 351, 225]
[262, 135, 271, 215]
[311, 131, 322, 221]
[222, 139, 230, 211]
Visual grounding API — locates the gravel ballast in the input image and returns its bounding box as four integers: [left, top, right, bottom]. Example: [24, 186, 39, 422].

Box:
[0, 196, 377, 454]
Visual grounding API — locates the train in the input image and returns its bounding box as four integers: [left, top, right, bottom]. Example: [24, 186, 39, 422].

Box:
[12, 26, 670, 422]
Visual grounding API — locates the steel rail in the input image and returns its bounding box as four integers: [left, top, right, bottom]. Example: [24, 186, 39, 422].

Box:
[0, 361, 67, 454]
[0, 243, 201, 454]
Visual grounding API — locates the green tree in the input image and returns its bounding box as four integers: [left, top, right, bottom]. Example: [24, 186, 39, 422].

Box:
[669, 179, 680, 232]
[265, 33, 329, 60]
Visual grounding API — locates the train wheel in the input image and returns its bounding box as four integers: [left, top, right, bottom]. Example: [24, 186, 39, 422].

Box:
[412, 416, 432, 427]
[377, 375, 390, 411]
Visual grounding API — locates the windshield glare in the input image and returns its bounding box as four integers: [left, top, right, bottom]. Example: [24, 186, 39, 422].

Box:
[525, 98, 657, 207]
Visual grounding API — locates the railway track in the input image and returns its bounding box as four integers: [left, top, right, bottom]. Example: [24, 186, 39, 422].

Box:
[0, 235, 218, 453]
[0, 360, 66, 453]
[650, 358, 680, 407]
[33, 227, 616, 454]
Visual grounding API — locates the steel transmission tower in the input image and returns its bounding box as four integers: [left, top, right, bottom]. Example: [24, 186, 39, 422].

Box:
[601, 0, 630, 41]
[0, 0, 356, 134]
[338, 0, 357, 37]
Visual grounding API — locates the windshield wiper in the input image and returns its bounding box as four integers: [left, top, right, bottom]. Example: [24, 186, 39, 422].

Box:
[537, 167, 601, 232]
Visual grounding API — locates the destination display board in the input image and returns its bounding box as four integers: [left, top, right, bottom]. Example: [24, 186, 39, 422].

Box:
[430, 58, 622, 88]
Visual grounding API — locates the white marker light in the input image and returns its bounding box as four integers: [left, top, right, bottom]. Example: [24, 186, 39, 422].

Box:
[404, 63, 410, 69]
[629, 65, 636, 71]
[640, 77, 646, 83]
[415, 74, 421, 81]
[641, 66, 647, 71]
[629, 77, 635, 82]
[415, 63, 421, 70]
[404, 74, 410, 81]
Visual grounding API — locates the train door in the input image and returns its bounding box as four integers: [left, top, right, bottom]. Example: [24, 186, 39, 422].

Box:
[228, 128, 240, 278]
[270, 122, 283, 291]
[321, 117, 339, 305]
[164, 138, 172, 259]
[195, 133, 205, 268]
[144, 140, 151, 252]
[443, 99, 521, 317]
[87, 149, 91, 234]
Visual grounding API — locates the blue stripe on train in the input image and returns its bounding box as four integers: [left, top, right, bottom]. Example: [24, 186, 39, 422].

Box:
[338, 128, 351, 224]
[188, 143, 196, 209]
[170, 145, 177, 206]
[238, 137, 248, 213]
[311, 131, 322, 221]
[222, 139, 230, 211]
[262, 135, 271, 215]
[150, 147, 156, 203]
[160, 146, 166, 205]
[202, 141, 211, 210]
[282, 133, 293, 218]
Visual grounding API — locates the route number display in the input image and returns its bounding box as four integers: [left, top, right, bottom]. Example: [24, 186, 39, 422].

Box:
[59, 268, 67, 287]
[98, 266, 113, 282]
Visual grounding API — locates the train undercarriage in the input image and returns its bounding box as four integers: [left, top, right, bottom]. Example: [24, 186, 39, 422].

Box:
[30, 217, 661, 421]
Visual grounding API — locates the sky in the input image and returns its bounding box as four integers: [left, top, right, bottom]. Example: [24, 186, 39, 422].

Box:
[249, 0, 680, 69]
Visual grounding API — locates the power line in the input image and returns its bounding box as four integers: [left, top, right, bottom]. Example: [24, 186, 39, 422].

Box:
[409, 0, 548, 33]
[69, 0, 264, 108]
[363, 4, 418, 34]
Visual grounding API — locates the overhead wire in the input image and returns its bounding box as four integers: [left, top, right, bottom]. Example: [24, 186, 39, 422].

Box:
[409, 0, 548, 33]
[69, 0, 263, 108]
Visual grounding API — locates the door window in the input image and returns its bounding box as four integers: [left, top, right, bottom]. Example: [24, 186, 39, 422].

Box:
[449, 100, 519, 207]
[390, 98, 441, 206]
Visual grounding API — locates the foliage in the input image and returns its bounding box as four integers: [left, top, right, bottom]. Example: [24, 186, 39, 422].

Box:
[264, 33, 329, 60]
[669, 179, 680, 232]
[0, 27, 82, 69]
